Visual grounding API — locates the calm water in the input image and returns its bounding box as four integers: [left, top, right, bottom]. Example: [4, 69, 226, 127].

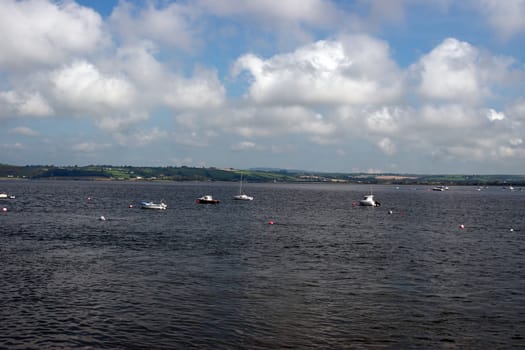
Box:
[1, 180, 524, 349]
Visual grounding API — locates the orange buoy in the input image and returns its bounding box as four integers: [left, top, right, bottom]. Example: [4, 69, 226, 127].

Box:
[269, 221, 274, 225]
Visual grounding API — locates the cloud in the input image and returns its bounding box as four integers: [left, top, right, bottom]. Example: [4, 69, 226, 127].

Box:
[473, 0, 525, 40]
[1, 142, 25, 150]
[231, 141, 258, 151]
[377, 137, 396, 155]
[109, 0, 201, 52]
[48, 60, 144, 131]
[113, 127, 168, 146]
[51, 60, 135, 112]
[8, 126, 39, 136]
[487, 108, 505, 121]
[0, 0, 104, 69]
[0, 91, 53, 117]
[410, 38, 517, 104]
[71, 142, 111, 153]
[197, 0, 339, 26]
[233, 35, 403, 106]
[115, 45, 225, 110]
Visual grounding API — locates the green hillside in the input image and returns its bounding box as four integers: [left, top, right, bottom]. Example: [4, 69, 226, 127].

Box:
[1, 163, 524, 185]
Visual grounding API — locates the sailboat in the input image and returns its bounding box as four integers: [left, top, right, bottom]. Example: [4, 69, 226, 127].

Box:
[233, 173, 254, 201]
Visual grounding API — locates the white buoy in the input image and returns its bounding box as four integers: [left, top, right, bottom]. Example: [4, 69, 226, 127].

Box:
[2, 207, 7, 212]
[99, 215, 106, 221]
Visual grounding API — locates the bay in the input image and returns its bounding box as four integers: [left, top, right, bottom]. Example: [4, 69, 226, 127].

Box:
[1, 180, 524, 349]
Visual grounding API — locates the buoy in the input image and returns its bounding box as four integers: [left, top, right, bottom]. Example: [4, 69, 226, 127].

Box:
[459, 224, 465, 229]
[128, 204, 133, 208]
[269, 221, 274, 225]
[2, 207, 7, 212]
[388, 210, 393, 215]
[510, 228, 514, 232]
[99, 216, 106, 221]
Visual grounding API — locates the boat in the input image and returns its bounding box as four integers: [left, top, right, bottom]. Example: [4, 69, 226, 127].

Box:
[140, 201, 167, 210]
[233, 174, 253, 201]
[0, 193, 14, 199]
[196, 195, 220, 204]
[432, 185, 448, 191]
[233, 193, 254, 201]
[359, 194, 380, 207]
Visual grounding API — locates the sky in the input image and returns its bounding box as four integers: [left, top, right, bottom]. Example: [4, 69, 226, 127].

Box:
[1, 0, 525, 174]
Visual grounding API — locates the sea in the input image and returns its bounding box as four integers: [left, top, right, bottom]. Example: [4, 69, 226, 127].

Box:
[1, 180, 524, 349]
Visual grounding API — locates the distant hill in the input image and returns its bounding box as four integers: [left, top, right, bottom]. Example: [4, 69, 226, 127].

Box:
[1, 163, 524, 186]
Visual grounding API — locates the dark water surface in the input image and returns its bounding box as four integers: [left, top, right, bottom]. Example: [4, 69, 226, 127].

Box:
[1, 180, 525, 349]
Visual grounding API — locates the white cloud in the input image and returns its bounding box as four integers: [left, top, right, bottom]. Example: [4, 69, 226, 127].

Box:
[48, 60, 147, 131]
[233, 36, 402, 106]
[473, 0, 525, 40]
[115, 45, 225, 111]
[163, 67, 226, 110]
[113, 127, 168, 147]
[377, 137, 396, 155]
[507, 98, 525, 121]
[365, 107, 402, 135]
[8, 126, 39, 136]
[197, 0, 339, 26]
[0, 91, 53, 117]
[51, 60, 135, 112]
[71, 142, 111, 153]
[110, 0, 201, 52]
[1, 142, 25, 150]
[0, 0, 104, 69]
[231, 141, 258, 151]
[411, 38, 516, 104]
[487, 109, 506, 121]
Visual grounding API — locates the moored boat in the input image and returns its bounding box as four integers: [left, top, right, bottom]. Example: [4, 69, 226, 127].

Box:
[233, 193, 254, 201]
[233, 174, 254, 201]
[140, 201, 167, 210]
[359, 194, 380, 207]
[196, 195, 220, 204]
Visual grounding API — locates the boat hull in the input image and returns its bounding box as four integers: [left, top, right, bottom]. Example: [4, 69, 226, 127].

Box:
[196, 199, 220, 204]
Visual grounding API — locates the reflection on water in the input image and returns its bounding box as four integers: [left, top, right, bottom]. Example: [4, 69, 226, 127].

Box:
[1, 181, 525, 348]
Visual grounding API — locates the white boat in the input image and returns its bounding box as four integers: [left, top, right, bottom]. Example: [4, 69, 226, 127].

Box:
[140, 201, 167, 210]
[432, 185, 448, 191]
[196, 195, 220, 204]
[233, 174, 253, 201]
[0, 193, 14, 199]
[359, 194, 380, 207]
[234, 193, 254, 201]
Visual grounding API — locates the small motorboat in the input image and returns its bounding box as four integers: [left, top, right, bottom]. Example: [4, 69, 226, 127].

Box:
[432, 185, 448, 191]
[196, 195, 220, 204]
[0, 193, 14, 199]
[359, 194, 380, 207]
[140, 201, 167, 210]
